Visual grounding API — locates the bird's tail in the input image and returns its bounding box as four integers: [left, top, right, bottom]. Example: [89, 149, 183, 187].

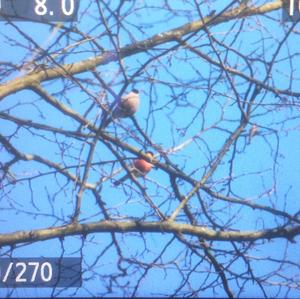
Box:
[113, 173, 130, 186]
[100, 114, 112, 129]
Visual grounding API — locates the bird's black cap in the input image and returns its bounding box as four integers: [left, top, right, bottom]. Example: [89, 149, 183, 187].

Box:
[132, 89, 139, 94]
[145, 151, 154, 157]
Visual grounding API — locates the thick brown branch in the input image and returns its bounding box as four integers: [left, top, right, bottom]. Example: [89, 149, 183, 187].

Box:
[1, 220, 299, 247]
[0, 1, 284, 100]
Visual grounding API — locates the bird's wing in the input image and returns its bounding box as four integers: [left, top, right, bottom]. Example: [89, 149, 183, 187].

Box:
[114, 165, 137, 186]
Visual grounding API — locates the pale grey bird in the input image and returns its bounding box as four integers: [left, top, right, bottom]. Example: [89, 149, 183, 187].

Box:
[248, 124, 258, 144]
[100, 89, 140, 128]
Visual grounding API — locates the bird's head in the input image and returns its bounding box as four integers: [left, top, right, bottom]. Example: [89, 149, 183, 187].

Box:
[132, 89, 139, 94]
[145, 151, 154, 160]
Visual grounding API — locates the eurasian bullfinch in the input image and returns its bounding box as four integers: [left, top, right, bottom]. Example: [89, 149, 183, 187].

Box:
[114, 151, 154, 186]
[248, 124, 258, 144]
[100, 89, 140, 128]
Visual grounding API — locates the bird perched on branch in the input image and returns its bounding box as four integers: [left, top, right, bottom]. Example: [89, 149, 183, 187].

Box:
[248, 124, 258, 144]
[114, 151, 154, 186]
[100, 89, 140, 128]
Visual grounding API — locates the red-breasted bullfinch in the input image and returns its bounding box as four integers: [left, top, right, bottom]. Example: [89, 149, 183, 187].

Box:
[114, 151, 154, 186]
